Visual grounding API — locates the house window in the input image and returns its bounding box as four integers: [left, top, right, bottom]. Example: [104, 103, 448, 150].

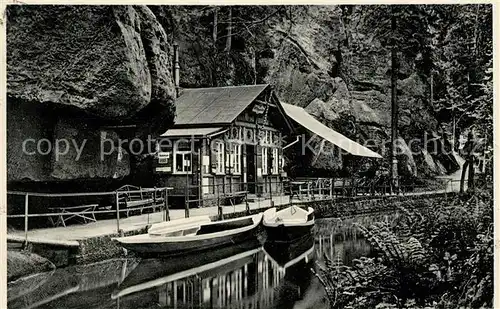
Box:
[174, 141, 192, 174]
[231, 144, 242, 174]
[262, 147, 268, 175]
[260, 130, 276, 146]
[215, 141, 225, 174]
[272, 148, 279, 174]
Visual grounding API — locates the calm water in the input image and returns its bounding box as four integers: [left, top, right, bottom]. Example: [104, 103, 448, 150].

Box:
[8, 213, 398, 309]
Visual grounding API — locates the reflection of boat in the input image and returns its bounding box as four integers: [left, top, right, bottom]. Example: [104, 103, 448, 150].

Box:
[112, 235, 314, 309]
[263, 235, 315, 269]
[112, 240, 261, 299]
[263, 206, 314, 241]
[114, 213, 263, 256]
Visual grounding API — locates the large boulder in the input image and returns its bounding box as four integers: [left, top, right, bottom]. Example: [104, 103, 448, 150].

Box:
[7, 5, 176, 183]
[7, 250, 55, 282]
[7, 5, 175, 118]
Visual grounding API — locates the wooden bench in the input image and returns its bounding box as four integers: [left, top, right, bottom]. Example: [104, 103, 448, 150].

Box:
[48, 204, 99, 227]
[223, 190, 248, 206]
[116, 185, 164, 217]
[286, 181, 307, 201]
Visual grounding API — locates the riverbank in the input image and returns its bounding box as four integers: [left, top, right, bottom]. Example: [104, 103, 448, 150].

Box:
[315, 188, 493, 308]
[7, 251, 55, 282]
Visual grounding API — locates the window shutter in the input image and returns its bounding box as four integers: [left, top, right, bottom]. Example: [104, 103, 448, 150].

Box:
[228, 143, 235, 175]
[191, 151, 199, 182]
[225, 141, 231, 174]
[210, 142, 218, 174]
[256, 145, 263, 177]
[278, 147, 284, 173]
[269, 148, 274, 174]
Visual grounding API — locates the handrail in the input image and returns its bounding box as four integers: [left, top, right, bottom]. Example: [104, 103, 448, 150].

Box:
[7, 187, 173, 197]
[7, 177, 458, 247]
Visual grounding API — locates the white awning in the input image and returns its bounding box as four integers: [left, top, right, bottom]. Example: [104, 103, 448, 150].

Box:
[282, 103, 382, 158]
[161, 127, 226, 138]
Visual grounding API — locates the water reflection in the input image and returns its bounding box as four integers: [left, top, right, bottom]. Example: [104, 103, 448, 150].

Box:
[7, 216, 389, 309]
[113, 237, 315, 309]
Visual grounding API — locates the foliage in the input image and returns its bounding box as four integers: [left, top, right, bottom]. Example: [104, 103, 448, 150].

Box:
[347, 5, 492, 152]
[151, 6, 297, 87]
[315, 189, 493, 308]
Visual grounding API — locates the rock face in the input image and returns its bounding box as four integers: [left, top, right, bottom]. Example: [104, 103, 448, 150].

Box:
[7, 5, 175, 118]
[167, 6, 458, 177]
[7, 250, 55, 282]
[7, 5, 176, 183]
[50, 119, 130, 180]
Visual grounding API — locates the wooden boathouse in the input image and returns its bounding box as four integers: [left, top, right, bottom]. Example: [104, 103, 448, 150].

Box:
[153, 84, 294, 207]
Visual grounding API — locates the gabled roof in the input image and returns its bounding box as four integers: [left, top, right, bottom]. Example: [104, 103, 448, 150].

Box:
[282, 103, 382, 159]
[174, 84, 269, 126]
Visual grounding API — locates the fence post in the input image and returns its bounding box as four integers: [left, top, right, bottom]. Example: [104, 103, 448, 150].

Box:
[269, 178, 274, 207]
[217, 183, 220, 208]
[245, 192, 250, 215]
[217, 183, 223, 219]
[185, 196, 190, 219]
[164, 188, 170, 221]
[218, 203, 224, 220]
[24, 193, 29, 246]
[307, 181, 310, 200]
[115, 191, 120, 234]
[330, 178, 333, 199]
[153, 186, 157, 212]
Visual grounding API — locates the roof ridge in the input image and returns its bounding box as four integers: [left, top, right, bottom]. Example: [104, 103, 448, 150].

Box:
[182, 84, 269, 91]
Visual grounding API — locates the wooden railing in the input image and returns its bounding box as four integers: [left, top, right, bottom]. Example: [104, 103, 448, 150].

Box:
[183, 177, 458, 219]
[7, 187, 173, 245]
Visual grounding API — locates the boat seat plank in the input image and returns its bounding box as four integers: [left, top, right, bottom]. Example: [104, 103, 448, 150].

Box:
[196, 218, 253, 235]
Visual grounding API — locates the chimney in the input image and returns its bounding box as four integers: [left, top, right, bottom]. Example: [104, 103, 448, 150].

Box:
[173, 43, 180, 98]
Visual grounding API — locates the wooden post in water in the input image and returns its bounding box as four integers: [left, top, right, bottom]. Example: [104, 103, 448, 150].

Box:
[115, 191, 120, 233]
[24, 193, 29, 246]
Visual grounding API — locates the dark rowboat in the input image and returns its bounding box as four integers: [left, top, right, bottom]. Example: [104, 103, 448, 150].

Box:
[113, 213, 262, 256]
[263, 206, 314, 242]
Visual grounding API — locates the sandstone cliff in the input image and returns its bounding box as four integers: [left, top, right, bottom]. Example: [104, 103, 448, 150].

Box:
[7, 5, 176, 183]
[168, 6, 458, 178]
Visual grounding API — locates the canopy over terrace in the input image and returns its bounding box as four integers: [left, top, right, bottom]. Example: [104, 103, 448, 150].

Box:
[160, 127, 226, 138]
[282, 103, 382, 159]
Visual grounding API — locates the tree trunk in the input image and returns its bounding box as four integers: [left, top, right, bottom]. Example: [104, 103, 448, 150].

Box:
[459, 160, 468, 194]
[467, 157, 475, 191]
[225, 7, 232, 54]
[390, 12, 399, 193]
[211, 8, 218, 87]
[250, 47, 257, 84]
[213, 8, 218, 44]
